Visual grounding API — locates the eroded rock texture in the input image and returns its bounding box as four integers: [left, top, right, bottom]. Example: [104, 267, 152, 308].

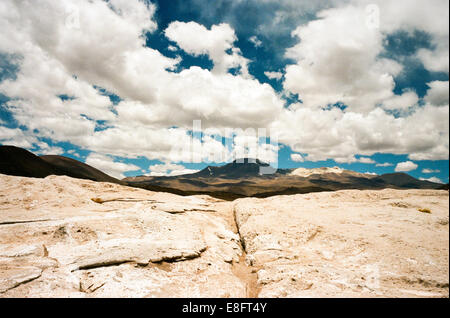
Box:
[0, 174, 245, 297]
[0, 174, 448, 298]
[234, 190, 449, 297]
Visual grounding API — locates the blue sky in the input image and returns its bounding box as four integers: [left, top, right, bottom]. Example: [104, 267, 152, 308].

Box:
[0, 0, 448, 183]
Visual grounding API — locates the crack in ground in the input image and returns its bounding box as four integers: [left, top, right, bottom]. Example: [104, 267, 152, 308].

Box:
[231, 203, 261, 298]
[0, 270, 42, 294]
[74, 247, 208, 271]
[0, 219, 54, 226]
[91, 198, 162, 204]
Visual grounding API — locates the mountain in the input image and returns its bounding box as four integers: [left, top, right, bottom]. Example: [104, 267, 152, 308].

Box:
[190, 158, 286, 178]
[0, 145, 66, 178]
[1, 146, 446, 201]
[124, 159, 447, 200]
[0, 145, 122, 184]
[373, 173, 446, 189]
[40, 155, 121, 184]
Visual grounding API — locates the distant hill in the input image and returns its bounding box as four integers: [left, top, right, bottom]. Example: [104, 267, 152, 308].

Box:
[190, 158, 285, 178]
[373, 173, 445, 189]
[1, 146, 446, 201]
[0, 145, 122, 184]
[40, 155, 121, 184]
[124, 158, 447, 200]
[0, 145, 66, 178]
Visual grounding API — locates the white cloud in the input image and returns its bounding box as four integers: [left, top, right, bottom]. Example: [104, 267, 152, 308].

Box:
[67, 149, 81, 158]
[249, 35, 262, 48]
[255, 0, 343, 43]
[0, 0, 284, 163]
[282, 0, 448, 114]
[0, 0, 166, 144]
[265, 71, 284, 80]
[0, 127, 67, 156]
[34, 142, 64, 156]
[0, 0, 164, 104]
[417, 48, 449, 74]
[422, 168, 441, 174]
[333, 156, 376, 164]
[357, 157, 376, 164]
[85, 153, 139, 179]
[165, 21, 250, 77]
[113, 67, 284, 129]
[0, 126, 38, 149]
[357, 0, 449, 73]
[420, 177, 444, 184]
[290, 153, 304, 162]
[231, 133, 279, 163]
[382, 91, 419, 111]
[284, 5, 402, 112]
[272, 104, 449, 163]
[376, 162, 393, 167]
[0, 0, 448, 168]
[395, 161, 418, 172]
[276, 1, 449, 161]
[147, 163, 199, 177]
[424, 81, 449, 107]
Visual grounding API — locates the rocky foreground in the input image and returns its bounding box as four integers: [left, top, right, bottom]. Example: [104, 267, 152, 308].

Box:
[0, 173, 448, 297]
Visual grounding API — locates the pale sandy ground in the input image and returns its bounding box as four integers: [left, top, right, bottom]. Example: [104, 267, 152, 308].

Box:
[234, 190, 449, 297]
[0, 173, 448, 297]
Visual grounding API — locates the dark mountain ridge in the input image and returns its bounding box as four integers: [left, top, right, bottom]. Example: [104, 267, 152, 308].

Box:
[1, 145, 447, 201]
[0, 145, 123, 184]
[187, 158, 288, 179]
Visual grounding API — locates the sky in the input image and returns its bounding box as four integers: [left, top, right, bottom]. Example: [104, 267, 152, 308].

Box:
[0, 0, 448, 183]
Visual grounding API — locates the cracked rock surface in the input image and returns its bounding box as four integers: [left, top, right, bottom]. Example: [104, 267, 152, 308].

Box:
[233, 189, 449, 297]
[0, 174, 448, 298]
[0, 174, 245, 297]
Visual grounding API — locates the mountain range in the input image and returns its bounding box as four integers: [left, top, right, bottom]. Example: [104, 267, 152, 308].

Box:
[1, 145, 447, 200]
[0, 145, 121, 184]
[125, 158, 448, 200]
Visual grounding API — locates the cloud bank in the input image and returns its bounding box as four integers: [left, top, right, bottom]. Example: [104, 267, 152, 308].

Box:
[0, 0, 448, 170]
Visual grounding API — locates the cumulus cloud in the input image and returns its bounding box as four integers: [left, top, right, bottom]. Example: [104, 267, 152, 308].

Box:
[376, 162, 393, 167]
[231, 133, 279, 163]
[147, 163, 199, 177]
[424, 81, 449, 107]
[284, 5, 402, 112]
[249, 36, 262, 48]
[290, 153, 304, 162]
[422, 168, 441, 173]
[420, 176, 444, 184]
[356, 0, 449, 73]
[382, 91, 419, 111]
[265, 71, 284, 80]
[34, 142, 64, 156]
[333, 156, 376, 164]
[0, 0, 164, 144]
[0, 126, 37, 149]
[0, 0, 284, 162]
[395, 161, 418, 172]
[165, 21, 250, 77]
[272, 104, 449, 163]
[255, 0, 345, 46]
[113, 67, 284, 129]
[417, 48, 449, 74]
[357, 157, 376, 164]
[85, 153, 139, 179]
[67, 149, 81, 158]
[0, 0, 448, 168]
